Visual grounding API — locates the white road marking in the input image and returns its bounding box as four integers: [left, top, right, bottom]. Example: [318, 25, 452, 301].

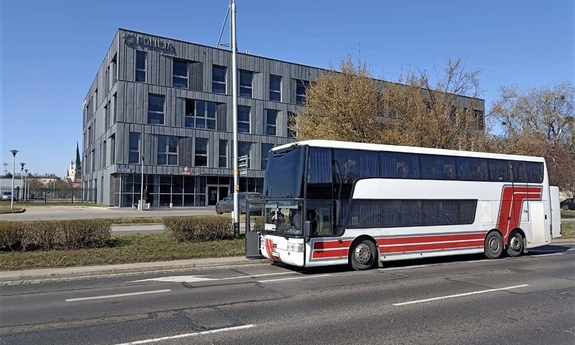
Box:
[393, 284, 529, 306]
[379, 264, 429, 271]
[114, 324, 255, 344]
[259, 274, 333, 283]
[66, 289, 171, 302]
[130, 272, 292, 283]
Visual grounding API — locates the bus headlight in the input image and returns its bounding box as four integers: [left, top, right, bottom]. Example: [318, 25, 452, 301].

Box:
[287, 242, 304, 252]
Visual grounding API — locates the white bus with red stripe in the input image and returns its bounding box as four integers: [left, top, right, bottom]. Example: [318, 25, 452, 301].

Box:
[259, 140, 557, 270]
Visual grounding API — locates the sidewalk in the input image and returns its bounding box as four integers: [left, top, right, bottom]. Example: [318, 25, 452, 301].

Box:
[0, 257, 269, 284]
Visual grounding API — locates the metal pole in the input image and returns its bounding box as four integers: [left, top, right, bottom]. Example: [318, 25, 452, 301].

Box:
[24, 169, 28, 201]
[119, 174, 122, 207]
[20, 163, 25, 201]
[140, 155, 145, 211]
[170, 173, 173, 207]
[231, 0, 239, 237]
[9, 150, 18, 209]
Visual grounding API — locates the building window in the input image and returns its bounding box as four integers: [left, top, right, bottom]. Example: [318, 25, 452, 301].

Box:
[239, 142, 252, 168]
[287, 112, 297, 138]
[265, 109, 278, 135]
[158, 135, 178, 165]
[239, 70, 253, 98]
[219, 139, 227, 168]
[296, 79, 308, 105]
[104, 104, 109, 130]
[102, 140, 107, 167]
[269, 75, 281, 101]
[136, 51, 146, 82]
[238, 105, 250, 133]
[148, 94, 165, 125]
[261, 143, 274, 169]
[110, 134, 115, 165]
[129, 132, 140, 163]
[111, 54, 118, 84]
[185, 99, 216, 129]
[195, 138, 208, 167]
[112, 93, 117, 124]
[173, 59, 188, 88]
[105, 66, 109, 92]
[212, 65, 226, 94]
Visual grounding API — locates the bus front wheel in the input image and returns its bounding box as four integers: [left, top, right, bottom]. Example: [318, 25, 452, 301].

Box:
[506, 232, 524, 257]
[350, 239, 377, 270]
[484, 231, 504, 259]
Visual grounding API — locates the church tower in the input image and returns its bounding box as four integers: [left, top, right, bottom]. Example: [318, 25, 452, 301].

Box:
[66, 143, 82, 185]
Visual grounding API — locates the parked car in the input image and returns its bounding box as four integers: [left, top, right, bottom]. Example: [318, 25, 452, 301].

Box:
[0, 191, 12, 201]
[560, 198, 575, 210]
[215, 192, 265, 215]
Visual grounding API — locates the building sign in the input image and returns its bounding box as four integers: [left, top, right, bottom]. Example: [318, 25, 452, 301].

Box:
[117, 167, 132, 174]
[123, 33, 176, 55]
[182, 167, 191, 176]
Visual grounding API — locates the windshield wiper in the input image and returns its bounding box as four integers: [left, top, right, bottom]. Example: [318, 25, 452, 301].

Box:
[272, 143, 299, 157]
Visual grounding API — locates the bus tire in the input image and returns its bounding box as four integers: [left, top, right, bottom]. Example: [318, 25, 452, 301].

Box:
[484, 231, 504, 259]
[506, 231, 524, 257]
[350, 239, 377, 270]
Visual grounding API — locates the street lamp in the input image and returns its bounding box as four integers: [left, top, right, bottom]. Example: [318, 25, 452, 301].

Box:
[140, 154, 145, 211]
[20, 162, 25, 202]
[9, 150, 18, 209]
[24, 168, 28, 201]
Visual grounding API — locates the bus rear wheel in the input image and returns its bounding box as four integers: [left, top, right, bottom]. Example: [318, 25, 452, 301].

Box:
[506, 232, 524, 257]
[484, 231, 504, 259]
[350, 239, 377, 270]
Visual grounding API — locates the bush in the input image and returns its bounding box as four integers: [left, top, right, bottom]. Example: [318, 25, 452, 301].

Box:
[0, 222, 22, 251]
[0, 219, 112, 251]
[164, 216, 234, 242]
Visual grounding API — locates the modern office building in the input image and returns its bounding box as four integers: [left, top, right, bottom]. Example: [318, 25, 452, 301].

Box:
[83, 29, 484, 207]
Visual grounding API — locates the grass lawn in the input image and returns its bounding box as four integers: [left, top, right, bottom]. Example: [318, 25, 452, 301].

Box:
[0, 233, 245, 270]
[561, 222, 575, 239]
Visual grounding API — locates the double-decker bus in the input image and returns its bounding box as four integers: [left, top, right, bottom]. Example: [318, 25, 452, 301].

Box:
[259, 139, 559, 270]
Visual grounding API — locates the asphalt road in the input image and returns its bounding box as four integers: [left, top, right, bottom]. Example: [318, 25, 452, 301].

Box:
[1, 244, 574, 345]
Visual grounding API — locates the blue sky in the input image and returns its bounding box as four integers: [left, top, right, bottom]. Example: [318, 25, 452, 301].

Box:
[1, 0, 573, 176]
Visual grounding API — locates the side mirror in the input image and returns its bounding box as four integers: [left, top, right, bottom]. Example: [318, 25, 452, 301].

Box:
[303, 221, 312, 241]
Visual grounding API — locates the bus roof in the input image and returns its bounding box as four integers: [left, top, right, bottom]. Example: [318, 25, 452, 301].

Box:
[272, 140, 545, 163]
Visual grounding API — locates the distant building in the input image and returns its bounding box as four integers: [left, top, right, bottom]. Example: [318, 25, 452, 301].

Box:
[66, 143, 82, 187]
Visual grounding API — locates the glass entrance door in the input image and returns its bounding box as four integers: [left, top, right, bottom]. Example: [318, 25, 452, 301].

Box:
[208, 186, 218, 205]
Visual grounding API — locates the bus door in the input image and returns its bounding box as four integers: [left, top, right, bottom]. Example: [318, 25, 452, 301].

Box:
[305, 201, 334, 266]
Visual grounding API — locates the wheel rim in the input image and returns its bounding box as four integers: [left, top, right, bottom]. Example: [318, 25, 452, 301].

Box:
[354, 243, 372, 264]
[509, 235, 521, 251]
[488, 236, 501, 254]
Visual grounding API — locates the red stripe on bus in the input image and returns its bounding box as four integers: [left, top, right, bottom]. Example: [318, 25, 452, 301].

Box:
[264, 238, 282, 263]
[497, 186, 542, 239]
[312, 248, 348, 259]
[376, 233, 484, 246]
[380, 240, 484, 254]
[313, 240, 353, 250]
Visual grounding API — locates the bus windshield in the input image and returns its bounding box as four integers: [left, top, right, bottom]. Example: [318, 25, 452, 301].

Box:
[262, 200, 304, 237]
[263, 144, 305, 198]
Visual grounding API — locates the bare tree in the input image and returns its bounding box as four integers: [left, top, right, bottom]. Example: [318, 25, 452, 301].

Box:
[381, 58, 487, 151]
[291, 53, 387, 143]
[489, 82, 575, 192]
[294, 55, 487, 151]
